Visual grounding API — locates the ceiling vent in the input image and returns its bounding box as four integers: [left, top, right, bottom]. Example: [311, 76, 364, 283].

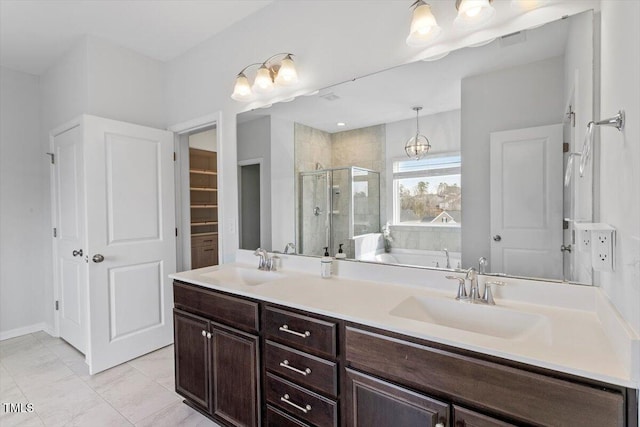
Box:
[320, 92, 341, 101]
[500, 31, 526, 47]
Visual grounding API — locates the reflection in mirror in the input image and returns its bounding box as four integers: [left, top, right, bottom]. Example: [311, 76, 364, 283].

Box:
[236, 10, 594, 285]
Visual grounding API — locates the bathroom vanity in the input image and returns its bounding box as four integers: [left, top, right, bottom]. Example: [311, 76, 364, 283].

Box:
[170, 260, 639, 427]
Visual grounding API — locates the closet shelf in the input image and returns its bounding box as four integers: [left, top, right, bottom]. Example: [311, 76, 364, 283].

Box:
[191, 232, 218, 237]
[190, 187, 218, 192]
[189, 169, 217, 175]
[191, 221, 219, 226]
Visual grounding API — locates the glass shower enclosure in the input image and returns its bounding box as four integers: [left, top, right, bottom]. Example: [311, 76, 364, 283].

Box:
[298, 167, 380, 257]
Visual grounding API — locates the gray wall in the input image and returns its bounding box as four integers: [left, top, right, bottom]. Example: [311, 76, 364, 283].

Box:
[237, 116, 272, 250]
[461, 56, 565, 270]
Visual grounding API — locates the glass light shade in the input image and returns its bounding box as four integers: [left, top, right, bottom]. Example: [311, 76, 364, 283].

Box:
[454, 0, 495, 29]
[253, 65, 274, 93]
[511, 0, 549, 12]
[406, 3, 442, 47]
[405, 134, 431, 160]
[274, 55, 298, 86]
[231, 73, 252, 101]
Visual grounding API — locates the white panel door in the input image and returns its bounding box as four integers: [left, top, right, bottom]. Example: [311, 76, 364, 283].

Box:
[83, 115, 176, 374]
[52, 124, 87, 353]
[490, 124, 563, 280]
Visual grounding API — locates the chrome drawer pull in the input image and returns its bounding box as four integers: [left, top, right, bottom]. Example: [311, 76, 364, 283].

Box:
[279, 324, 310, 338]
[280, 360, 312, 376]
[280, 394, 311, 414]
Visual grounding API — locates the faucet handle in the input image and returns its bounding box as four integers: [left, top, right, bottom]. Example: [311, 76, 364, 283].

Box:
[482, 281, 506, 305]
[446, 276, 468, 301]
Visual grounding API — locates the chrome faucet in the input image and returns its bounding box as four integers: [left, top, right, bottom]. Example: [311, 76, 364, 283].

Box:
[465, 267, 480, 302]
[443, 248, 451, 269]
[254, 248, 270, 270]
[447, 268, 505, 305]
[478, 257, 488, 274]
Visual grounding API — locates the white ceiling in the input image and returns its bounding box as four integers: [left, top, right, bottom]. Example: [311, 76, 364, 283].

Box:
[241, 15, 570, 133]
[0, 0, 273, 75]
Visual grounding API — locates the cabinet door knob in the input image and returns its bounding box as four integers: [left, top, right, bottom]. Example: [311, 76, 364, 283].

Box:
[206, 332, 212, 339]
[493, 235, 502, 242]
[92, 254, 105, 263]
[201, 330, 206, 337]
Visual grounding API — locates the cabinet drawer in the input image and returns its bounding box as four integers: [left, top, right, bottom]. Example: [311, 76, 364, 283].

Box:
[265, 341, 338, 397]
[174, 281, 258, 333]
[345, 327, 625, 427]
[191, 235, 217, 248]
[266, 373, 338, 427]
[264, 307, 337, 359]
[266, 405, 311, 427]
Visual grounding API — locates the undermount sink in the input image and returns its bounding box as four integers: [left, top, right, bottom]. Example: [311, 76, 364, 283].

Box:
[200, 266, 284, 286]
[389, 296, 551, 341]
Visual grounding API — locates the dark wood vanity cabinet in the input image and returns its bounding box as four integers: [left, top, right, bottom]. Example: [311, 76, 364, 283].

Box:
[263, 306, 340, 427]
[173, 283, 260, 427]
[173, 281, 636, 427]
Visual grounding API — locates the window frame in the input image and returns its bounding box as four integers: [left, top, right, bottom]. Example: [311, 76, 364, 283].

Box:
[392, 152, 462, 227]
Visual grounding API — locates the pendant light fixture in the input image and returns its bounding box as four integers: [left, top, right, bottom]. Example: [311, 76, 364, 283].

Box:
[406, 1, 441, 47]
[454, 0, 495, 29]
[231, 53, 299, 101]
[405, 107, 431, 160]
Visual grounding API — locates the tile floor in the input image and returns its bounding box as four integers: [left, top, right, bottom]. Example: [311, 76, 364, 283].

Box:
[0, 332, 221, 426]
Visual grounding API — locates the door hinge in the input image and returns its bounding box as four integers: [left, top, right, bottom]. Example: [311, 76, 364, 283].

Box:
[173, 152, 177, 162]
[53, 228, 57, 237]
[55, 300, 59, 311]
[175, 227, 178, 237]
[563, 219, 569, 230]
[563, 142, 569, 153]
[46, 152, 55, 164]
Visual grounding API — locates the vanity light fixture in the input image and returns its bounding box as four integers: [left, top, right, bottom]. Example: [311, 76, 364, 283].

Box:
[406, 1, 442, 47]
[231, 53, 299, 101]
[337, 122, 346, 127]
[405, 107, 431, 160]
[511, 0, 549, 12]
[454, 0, 496, 29]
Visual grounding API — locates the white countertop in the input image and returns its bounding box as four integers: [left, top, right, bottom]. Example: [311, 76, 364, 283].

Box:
[170, 257, 640, 389]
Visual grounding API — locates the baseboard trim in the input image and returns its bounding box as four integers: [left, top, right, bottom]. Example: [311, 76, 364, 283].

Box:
[0, 322, 47, 341]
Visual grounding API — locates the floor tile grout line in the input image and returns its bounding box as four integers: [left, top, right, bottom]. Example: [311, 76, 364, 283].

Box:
[1, 341, 48, 427]
[25, 333, 133, 426]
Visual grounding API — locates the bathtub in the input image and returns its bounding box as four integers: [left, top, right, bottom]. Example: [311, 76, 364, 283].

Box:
[364, 249, 461, 269]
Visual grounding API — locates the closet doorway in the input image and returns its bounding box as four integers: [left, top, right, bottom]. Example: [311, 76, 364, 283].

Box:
[176, 125, 220, 270]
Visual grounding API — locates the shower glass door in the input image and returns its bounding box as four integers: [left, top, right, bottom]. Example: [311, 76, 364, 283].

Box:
[299, 171, 330, 256]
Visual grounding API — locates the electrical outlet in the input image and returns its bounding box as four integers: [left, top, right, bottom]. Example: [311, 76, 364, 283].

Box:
[591, 230, 615, 272]
[578, 229, 591, 252]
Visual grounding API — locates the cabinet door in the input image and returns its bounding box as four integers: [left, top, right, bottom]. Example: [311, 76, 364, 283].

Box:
[174, 310, 210, 409]
[453, 405, 516, 427]
[345, 368, 449, 427]
[211, 324, 260, 427]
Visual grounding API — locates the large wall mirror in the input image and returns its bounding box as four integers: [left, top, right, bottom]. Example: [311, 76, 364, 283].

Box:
[237, 10, 595, 285]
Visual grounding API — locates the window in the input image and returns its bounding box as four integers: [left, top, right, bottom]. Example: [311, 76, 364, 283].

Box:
[393, 153, 461, 226]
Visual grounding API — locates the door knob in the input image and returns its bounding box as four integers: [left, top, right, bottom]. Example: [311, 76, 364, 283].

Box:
[92, 254, 105, 263]
[493, 235, 502, 242]
[72, 249, 83, 257]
